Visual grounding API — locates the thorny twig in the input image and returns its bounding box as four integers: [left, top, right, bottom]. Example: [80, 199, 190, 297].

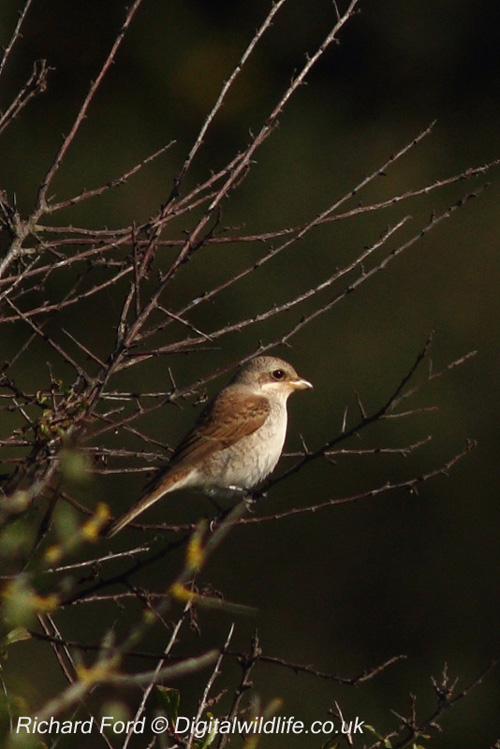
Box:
[1, 1, 498, 744]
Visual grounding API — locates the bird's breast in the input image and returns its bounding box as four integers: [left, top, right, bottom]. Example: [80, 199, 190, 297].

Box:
[204, 401, 287, 491]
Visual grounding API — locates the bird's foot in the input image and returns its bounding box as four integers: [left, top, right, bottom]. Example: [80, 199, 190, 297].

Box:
[243, 494, 258, 513]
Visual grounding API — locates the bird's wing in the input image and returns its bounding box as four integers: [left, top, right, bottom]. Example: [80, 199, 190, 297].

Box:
[102, 390, 271, 537]
[167, 388, 271, 469]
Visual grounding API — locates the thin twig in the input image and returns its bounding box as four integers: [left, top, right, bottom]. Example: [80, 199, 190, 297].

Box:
[0, 0, 35, 79]
[35, 0, 145, 213]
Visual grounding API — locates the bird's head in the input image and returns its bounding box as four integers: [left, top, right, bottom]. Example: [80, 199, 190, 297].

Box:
[233, 356, 312, 401]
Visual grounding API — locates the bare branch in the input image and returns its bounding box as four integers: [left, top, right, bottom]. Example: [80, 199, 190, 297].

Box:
[0, 0, 35, 79]
[34, 0, 145, 214]
[0, 59, 50, 135]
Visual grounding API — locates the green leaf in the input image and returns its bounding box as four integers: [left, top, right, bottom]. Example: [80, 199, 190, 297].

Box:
[364, 725, 392, 747]
[321, 739, 340, 749]
[197, 727, 218, 748]
[60, 448, 92, 485]
[2, 626, 32, 649]
[156, 686, 180, 722]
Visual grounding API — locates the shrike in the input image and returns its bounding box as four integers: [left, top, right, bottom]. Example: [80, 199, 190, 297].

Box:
[103, 356, 312, 536]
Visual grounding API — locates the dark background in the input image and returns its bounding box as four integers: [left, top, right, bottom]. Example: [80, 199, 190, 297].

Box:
[1, 1, 499, 747]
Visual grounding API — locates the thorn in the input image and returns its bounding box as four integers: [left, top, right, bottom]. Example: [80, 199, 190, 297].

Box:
[354, 390, 367, 419]
[341, 404, 348, 433]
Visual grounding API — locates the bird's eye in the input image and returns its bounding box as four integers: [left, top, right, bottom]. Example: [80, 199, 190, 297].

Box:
[272, 369, 285, 380]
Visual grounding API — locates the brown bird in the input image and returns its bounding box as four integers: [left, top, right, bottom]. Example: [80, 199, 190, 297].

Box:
[103, 356, 312, 536]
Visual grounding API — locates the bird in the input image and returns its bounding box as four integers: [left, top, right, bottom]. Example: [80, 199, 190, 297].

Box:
[103, 356, 312, 537]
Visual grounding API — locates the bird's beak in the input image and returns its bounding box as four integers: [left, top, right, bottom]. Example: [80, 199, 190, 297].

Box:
[289, 378, 313, 391]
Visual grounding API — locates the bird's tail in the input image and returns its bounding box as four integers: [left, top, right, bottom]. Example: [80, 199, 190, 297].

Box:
[102, 469, 190, 537]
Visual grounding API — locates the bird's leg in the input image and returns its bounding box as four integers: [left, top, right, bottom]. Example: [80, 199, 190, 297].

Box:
[207, 489, 255, 530]
[243, 493, 258, 513]
[207, 496, 225, 513]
